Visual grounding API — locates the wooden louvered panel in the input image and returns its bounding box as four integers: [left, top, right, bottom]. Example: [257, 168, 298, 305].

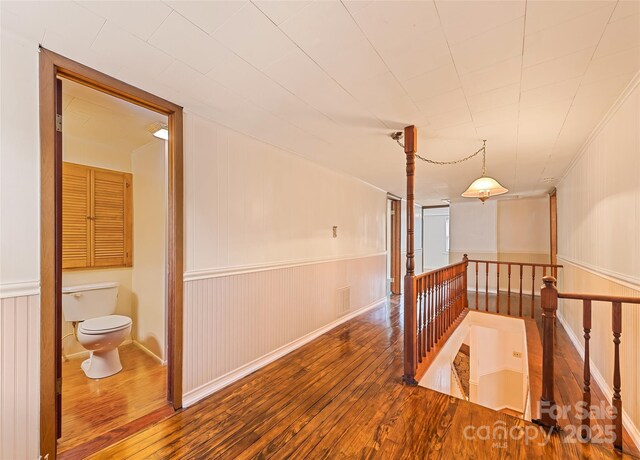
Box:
[62, 162, 133, 270]
[62, 163, 91, 269]
[92, 169, 132, 267]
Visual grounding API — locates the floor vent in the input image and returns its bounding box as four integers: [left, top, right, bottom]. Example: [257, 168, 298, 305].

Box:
[336, 287, 351, 316]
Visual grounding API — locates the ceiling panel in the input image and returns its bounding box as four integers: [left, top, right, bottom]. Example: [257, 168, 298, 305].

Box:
[212, 3, 297, 70]
[521, 47, 593, 91]
[414, 88, 468, 118]
[466, 84, 520, 113]
[253, 0, 312, 25]
[450, 17, 524, 75]
[594, 12, 640, 58]
[3, 1, 104, 43]
[81, 1, 172, 40]
[435, 0, 525, 45]
[525, 1, 615, 36]
[403, 61, 460, 101]
[149, 11, 232, 74]
[523, 5, 614, 67]
[460, 56, 522, 96]
[164, 1, 247, 35]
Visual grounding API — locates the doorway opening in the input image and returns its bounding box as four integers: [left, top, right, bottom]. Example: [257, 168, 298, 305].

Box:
[423, 205, 450, 271]
[387, 195, 401, 295]
[39, 48, 183, 460]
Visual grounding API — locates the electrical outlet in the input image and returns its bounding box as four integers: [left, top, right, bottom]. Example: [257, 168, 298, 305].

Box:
[513, 351, 522, 358]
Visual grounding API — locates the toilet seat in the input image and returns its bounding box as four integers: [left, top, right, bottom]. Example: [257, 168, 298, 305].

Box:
[79, 315, 132, 335]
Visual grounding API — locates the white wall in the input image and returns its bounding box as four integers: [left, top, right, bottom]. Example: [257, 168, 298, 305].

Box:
[131, 140, 167, 362]
[182, 112, 387, 403]
[450, 200, 498, 259]
[0, 33, 40, 288]
[556, 77, 640, 448]
[497, 196, 549, 257]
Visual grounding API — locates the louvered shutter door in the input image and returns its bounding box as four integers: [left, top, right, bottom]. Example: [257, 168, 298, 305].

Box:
[62, 163, 91, 269]
[92, 169, 133, 267]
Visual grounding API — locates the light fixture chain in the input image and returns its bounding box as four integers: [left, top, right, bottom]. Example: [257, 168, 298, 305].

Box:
[414, 143, 485, 166]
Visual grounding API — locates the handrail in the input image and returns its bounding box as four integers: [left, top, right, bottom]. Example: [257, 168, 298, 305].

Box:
[539, 276, 640, 451]
[559, 292, 640, 303]
[466, 258, 563, 317]
[467, 259, 563, 269]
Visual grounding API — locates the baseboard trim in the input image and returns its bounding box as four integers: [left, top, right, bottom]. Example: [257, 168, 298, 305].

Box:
[557, 310, 640, 450]
[182, 296, 388, 408]
[133, 340, 166, 365]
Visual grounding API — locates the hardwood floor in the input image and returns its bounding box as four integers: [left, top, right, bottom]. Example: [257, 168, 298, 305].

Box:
[90, 295, 637, 459]
[59, 344, 173, 459]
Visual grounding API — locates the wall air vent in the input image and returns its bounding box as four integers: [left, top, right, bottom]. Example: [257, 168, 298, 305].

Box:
[336, 287, 351, 316]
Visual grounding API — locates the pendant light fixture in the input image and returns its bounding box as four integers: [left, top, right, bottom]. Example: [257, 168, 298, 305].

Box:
[461, 140, 508, 203]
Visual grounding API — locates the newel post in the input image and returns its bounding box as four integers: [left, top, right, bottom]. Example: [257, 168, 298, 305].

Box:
[403, 125, 418, 385]
[539, 275, 558, 428]
[463, 254, 469, 309]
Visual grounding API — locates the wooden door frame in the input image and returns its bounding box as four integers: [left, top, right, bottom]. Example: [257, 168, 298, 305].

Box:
[39, 48, 184, 459]
[388, 194, 402, 295]
[549, 188, 558, 268]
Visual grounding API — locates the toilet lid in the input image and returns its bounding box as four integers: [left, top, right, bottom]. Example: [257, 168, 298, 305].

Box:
[80, 315, 131, 334]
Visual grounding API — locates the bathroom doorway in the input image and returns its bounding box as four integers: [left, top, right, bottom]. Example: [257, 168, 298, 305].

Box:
[39, 49, 183, 460]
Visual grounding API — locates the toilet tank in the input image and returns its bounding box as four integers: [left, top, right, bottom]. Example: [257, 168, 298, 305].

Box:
[61, 282, 119, 322]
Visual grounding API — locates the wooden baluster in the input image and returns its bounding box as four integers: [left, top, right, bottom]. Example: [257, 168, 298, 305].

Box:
[539, 276, 558, 428]
[496, 263, 501, 314]
[485, 261, 489, 312]
[420, 276, 427, 362]
[612, 301, 622, 451]
[448, 269, 452, 329]
[445, 271, 449, 332]
[428, 274, 433, 351]
[531, 266, 536, 319]
[580, 299, 592, 442]
[475, 261, 479, 310]
[507, 264, 512, 316]
[417, 278, 423, 363]
[435, 272, 440, 343]
[543, 266, 547, 277]
[463, 254, 469, 311]
[519, 264, 523, 317]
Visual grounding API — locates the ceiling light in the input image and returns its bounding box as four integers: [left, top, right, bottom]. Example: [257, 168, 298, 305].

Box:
[461, 140, 508, 203]
[153, 125, 169, 140]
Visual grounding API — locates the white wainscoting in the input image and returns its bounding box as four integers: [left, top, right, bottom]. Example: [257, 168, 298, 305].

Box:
[182, 254, 386, 406]
[0, 294, 39, 460]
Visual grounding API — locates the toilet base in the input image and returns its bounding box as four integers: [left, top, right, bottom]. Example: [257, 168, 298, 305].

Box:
[81, 348, 123, 379]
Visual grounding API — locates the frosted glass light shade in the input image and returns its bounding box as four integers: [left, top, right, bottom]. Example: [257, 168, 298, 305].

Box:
[461, 176, 508, 202]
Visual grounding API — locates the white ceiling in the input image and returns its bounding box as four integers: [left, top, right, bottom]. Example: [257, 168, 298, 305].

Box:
[62, 78, 166, 152]
[3, 0, 639, 204]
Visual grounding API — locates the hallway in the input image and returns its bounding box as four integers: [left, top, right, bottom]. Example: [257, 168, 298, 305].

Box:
[90, 296, 633, 459]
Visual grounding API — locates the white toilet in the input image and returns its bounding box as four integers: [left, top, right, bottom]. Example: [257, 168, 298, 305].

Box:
[62, 282, 132, 379]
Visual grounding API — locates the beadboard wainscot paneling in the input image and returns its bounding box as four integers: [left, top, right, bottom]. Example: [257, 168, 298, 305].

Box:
[0, 285, 40, 460]
[182, 254, 386, 406]
[556, 75, 640, 449]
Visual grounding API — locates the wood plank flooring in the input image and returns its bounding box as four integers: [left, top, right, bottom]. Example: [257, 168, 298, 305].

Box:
[59, 344, 172, 458]
[90, 295, 637, 459]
